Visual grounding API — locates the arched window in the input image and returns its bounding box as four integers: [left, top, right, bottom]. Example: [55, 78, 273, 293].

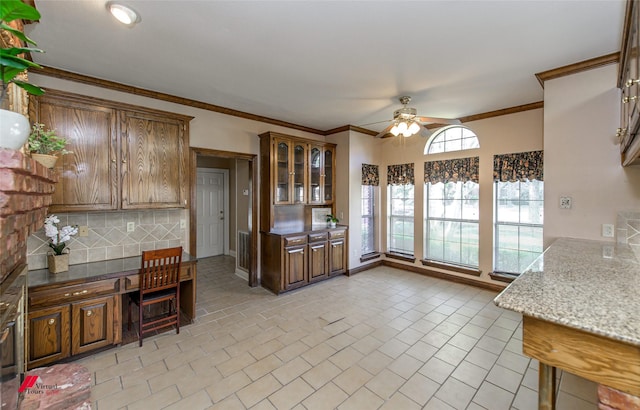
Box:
[424, 125, 479, 154]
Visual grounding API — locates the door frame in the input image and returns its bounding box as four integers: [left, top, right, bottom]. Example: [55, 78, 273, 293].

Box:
[190, 147, 259, 287]
[196, 167, 229, 257]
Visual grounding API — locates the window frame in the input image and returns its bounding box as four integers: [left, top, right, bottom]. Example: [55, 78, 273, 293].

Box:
[493, 179, 544, 276]
[424, 180, 480, 269]
[361, 184, 376, 256]
[387, 183, 415, 257]
[424, 125, 480, 155]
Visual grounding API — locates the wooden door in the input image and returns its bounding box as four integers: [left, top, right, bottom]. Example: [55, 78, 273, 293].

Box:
[121, 111, 186, 208]
[308, 241, 328, 282]
[196, 169, 226, 257]
[28, 305, 70, 369]
[32, 92, 118, 212]
[71, 296, 114, 355]
[284, 245, 308, 290]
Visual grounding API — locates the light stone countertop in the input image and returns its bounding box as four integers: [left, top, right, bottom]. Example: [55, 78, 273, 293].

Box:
[494, 237, 640, 346]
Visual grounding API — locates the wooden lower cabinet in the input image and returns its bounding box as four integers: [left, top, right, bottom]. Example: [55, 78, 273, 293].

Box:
[71, 296, 115, 355]
[28, 305, 71, 369]
[284, 245, 308, 290]
[261, 228, 347, 294]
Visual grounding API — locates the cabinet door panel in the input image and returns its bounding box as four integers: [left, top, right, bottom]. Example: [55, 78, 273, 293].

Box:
[309, 242, 328, 282]
[309, 146, 322, 204]
[34, 95, 117, 212]
[284, 246, 308, 290]
[28, 305, 70, 369]
[122, 111, 186, 208]
[330, 239, 346, 275]
[72, 296, 114, 355]
[323, 147, 334, 203]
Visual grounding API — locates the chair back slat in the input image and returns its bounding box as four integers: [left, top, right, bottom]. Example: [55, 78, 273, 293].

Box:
[140, 247, 182, 293]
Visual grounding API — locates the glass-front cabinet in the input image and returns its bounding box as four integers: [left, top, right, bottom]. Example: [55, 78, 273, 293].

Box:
[309, 144, 335, 205]
[274, 138, 307, 204]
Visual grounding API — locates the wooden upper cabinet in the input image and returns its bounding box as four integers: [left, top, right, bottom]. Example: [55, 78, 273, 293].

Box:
[120, 111, 187, 209]
[273, 138, 307, 205]
[309, 144, 335, 205]
[30, 92, 118, 212]
[619, 0, 640, 166]
[30, 89, 192, 211]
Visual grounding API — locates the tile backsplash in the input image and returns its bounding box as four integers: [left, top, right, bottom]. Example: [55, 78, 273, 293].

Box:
[27, 209, 188, 270]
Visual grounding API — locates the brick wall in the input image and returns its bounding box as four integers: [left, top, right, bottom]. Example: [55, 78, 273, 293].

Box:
[0, 148, 57, 282]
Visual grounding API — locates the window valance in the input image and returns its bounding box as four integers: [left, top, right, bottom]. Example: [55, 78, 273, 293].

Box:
[362, 164, 379, 186]
[493, 150, 543, 182]
[424, 156, 479, 184]
[387, 163, 414, 185]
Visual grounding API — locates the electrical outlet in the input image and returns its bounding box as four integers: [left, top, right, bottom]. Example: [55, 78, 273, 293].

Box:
[127, 222, 135, 232]
[180, 219, 186, 229]
[559, 196, 572, 209]
[602, 223, 615, 238]
[242, 189, 249, 196]
[602, 245, 614, 259]
[78, 226, 89, 237]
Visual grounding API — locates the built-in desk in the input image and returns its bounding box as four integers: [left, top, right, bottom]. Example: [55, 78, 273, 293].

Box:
[27, 253, 197, 368]
[494, 238, 640, 409]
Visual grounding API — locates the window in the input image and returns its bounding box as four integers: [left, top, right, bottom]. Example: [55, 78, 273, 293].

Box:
[388, 184, 414, 255]
[494, 180, 544, 274]
[425, 181, 479, 267]
[425, 125, 479, 154]
[361, 185, 375, 254]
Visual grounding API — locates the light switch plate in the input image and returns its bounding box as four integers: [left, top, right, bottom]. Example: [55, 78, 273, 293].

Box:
[602, 224, 615, 238]
[127, 222, 135, 232]
[180, 219, 186, 229]
[559, 196, 572, 209]
[78, 226, 89, 237]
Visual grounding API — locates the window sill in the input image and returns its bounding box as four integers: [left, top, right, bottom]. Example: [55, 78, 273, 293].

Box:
[385, 252, 416, 263]
[421, 260, 482, 276]
[360, 252, 381, 262]
[488, 271, 518, 283]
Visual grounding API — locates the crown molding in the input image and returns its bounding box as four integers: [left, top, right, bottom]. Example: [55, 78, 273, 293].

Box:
[535, 53, 620, 87]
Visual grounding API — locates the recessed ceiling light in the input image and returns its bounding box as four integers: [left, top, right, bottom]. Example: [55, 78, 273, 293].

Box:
[107, 2, 141, 26]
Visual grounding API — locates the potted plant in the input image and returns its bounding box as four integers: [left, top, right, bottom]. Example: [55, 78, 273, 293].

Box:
[44, 214, 78, 273]
[27, 123, 71, 168]
[0, 0, 44, 150]
[326, 214, 339, 228]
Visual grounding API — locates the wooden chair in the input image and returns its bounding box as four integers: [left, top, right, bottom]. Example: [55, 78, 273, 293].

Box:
[128, 247, 182, 346]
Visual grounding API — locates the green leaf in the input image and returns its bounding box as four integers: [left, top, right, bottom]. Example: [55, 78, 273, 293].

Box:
[12, 80, 43, 95]
[0, 0, 41, 23]
[0, 22, 38, 45]
[0, 53, 40, 70]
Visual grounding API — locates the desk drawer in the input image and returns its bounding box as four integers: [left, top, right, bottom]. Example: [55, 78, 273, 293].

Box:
[125, 265, 192, 291]
[29, 278, 120, 309]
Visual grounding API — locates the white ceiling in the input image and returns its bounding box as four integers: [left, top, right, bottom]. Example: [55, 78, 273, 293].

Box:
[26, 0, 626, 133]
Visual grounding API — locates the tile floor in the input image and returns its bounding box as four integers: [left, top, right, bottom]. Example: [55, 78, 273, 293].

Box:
[77, 256, 598, 409]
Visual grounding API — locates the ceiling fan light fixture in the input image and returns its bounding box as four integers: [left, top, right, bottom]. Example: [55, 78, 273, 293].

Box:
[408, 121, 420, 135]
[107, 2, 141, 26]
[390, 124, 400, 136]
[397, 121, 408, 133]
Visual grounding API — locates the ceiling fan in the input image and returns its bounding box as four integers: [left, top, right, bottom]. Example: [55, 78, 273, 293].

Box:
[370, 96, 461, 138]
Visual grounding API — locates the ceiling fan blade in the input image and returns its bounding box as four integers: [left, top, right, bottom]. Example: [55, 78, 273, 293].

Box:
[375, 123, 395, 138]
[417, 123, 432, 138]
[416, 116, 461, 125]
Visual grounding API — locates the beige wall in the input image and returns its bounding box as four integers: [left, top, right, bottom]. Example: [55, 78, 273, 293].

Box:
[544, 64, 640, 245]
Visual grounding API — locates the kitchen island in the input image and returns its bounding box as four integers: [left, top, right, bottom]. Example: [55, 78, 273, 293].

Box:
[494, 238, 640, 410]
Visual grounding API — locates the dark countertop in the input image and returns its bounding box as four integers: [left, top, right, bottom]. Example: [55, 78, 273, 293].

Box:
[264, 224, 348, 236]
[28, 252, 196, 289]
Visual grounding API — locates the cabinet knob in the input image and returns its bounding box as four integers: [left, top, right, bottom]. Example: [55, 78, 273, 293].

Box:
[48, 318, 55, 325]
[86, 310, 92, 317]
[622, 96, 638, 103]
[111, 159, 116, 163]
[626, 78, 639, 88]
[122, 159, 127, 164]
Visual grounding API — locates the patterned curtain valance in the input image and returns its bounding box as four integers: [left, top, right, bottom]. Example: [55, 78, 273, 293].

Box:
[493, 150, 543, 182]
[424, 156, 479, 184]
[387, 163, 414, 185]
[362, 164, 379, 186]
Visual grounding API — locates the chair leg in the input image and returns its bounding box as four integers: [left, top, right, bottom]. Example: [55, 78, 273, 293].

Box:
[176, 294, 180, 335]
[139, 301, 144, 347]
[127, 296, 132, 331]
